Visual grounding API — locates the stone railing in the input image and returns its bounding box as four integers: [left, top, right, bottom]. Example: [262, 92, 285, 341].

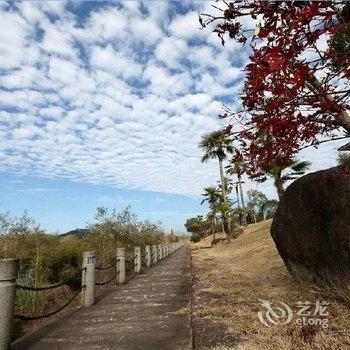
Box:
[0, 241, 184, 350]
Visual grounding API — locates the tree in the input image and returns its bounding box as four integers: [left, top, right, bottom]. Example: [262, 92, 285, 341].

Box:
[338, 152, 350, 167]
[213, 201, 232, 237]
[226, 158, 247, 225]
[185, 215, 211, 242]
[200, 129, 234, 237]
[257, 159, 311, 200]
[185, 215, 210, 234]
[200, 130, 234, 205]
[201, 186, 221, 208]
[261, 199, 279, 220]
[201, 187, 221, 237]
[246, 189, 268, 223]
[200, 2, 350, 176]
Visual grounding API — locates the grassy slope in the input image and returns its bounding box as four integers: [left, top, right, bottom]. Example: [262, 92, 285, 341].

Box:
[191, 220, 350, 350]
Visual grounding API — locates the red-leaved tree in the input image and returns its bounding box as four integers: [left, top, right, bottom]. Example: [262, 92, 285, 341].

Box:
[200, 1, 350, 178]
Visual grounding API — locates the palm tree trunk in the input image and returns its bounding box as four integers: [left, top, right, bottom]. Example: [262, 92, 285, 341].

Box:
[218, 159, 229, 238]
[238, 173, 247, 225]
[218, 159, 227, 204]
[274, 178, 284, 200]
[223, 217, 230, 241]
[235, 184, 240, 209]
[212, 217, 216, 240]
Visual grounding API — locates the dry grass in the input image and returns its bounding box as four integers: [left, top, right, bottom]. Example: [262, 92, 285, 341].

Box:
[192, 232, 227, 249]
[191, 220, 350, 350]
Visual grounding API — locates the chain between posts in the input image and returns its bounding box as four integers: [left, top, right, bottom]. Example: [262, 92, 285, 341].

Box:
[95, 271, 120, 286]
[95, 261, 116, 271]
[16, 267, 86, 292]
[14, 287, 84, 321]
[13, 243, 182, 321]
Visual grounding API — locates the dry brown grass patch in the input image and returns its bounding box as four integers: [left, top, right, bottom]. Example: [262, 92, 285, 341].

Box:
[192, 220, 350, 349]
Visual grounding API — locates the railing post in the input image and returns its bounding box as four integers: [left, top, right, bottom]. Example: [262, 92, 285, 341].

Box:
[117, 247, 126, 284]
[145, 245, 151, 268]
[81, 251, 95, 307]
[152, 245, 158, 264]
[0, 258, 19, 350]
[134, 246, 141, 273]
[158, 243, 163, 260]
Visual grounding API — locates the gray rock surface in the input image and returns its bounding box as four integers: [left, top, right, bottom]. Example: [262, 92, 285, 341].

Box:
[271, 165, 350, 283]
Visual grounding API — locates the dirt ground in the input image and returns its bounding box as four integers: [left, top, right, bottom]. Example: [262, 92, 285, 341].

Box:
[191, 220, 350, 350]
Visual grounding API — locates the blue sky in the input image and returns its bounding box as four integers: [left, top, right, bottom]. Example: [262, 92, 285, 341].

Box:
[0, 1, 344, 233]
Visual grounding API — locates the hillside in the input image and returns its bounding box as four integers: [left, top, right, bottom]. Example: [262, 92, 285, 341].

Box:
[60, 228, 89, 238]
[191, 220, 350, 349]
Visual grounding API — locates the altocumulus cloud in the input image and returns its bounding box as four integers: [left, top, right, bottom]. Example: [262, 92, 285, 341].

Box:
[0, 1, 339, 198]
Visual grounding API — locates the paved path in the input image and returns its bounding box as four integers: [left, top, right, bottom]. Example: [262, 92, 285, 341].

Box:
[13, 246, 191, 350]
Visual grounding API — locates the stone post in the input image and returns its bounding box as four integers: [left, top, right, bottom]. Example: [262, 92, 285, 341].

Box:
[152, 245, 158, 264]
[158, 244, 163, 260]
[117, 247, 126, 284]
[134, 246, 141, 273]
[145, 245, 151, 268]
[0, 259, 19, 350]
[81, 251, 95, 307]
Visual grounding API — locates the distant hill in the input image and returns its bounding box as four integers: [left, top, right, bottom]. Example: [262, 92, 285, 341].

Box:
[60, 228, 89, 238]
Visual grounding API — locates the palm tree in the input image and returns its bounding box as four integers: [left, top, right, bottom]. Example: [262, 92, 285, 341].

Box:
[213, 201, 232, 238]
[226, 161, 247, 225]
[201, 186, 221, 207]
[258, 159, 311, 200]
[200, 130, 234, 205]
[201, 187, 221, 238]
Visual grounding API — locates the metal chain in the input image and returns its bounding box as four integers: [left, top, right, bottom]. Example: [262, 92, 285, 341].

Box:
[14, 287, 83, 321]
[95, 271, 120, 286]
[16, 268, 85, 292]
[16, 282, 68, 291]
[95, 262, 116, 271]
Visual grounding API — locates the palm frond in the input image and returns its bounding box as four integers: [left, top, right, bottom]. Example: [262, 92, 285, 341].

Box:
[290, 161, 311, 172]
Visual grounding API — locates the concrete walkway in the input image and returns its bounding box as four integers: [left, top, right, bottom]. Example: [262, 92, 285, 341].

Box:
[12, 246, 191, 350]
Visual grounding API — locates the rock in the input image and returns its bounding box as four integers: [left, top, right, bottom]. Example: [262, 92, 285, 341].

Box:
[271, 165, 350, 283]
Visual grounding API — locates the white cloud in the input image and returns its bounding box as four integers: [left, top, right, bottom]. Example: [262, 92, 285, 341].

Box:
[87, 7, 127, 41]
[40, 23, 77, 59]
[155, 37, 187, 68]
[131, 17, 163, 44]
[169, 11, 203, 39]
[90, 45, 142, 79]
[0, 1, 341, 200]
[144, 64, 192, 97]
[40, 1, 67, 16]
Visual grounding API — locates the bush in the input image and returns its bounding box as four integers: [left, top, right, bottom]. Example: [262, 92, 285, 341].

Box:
[191, 232, 205, 243]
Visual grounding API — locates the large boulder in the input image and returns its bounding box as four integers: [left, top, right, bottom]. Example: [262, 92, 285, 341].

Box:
[271, 165, 350, 283]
